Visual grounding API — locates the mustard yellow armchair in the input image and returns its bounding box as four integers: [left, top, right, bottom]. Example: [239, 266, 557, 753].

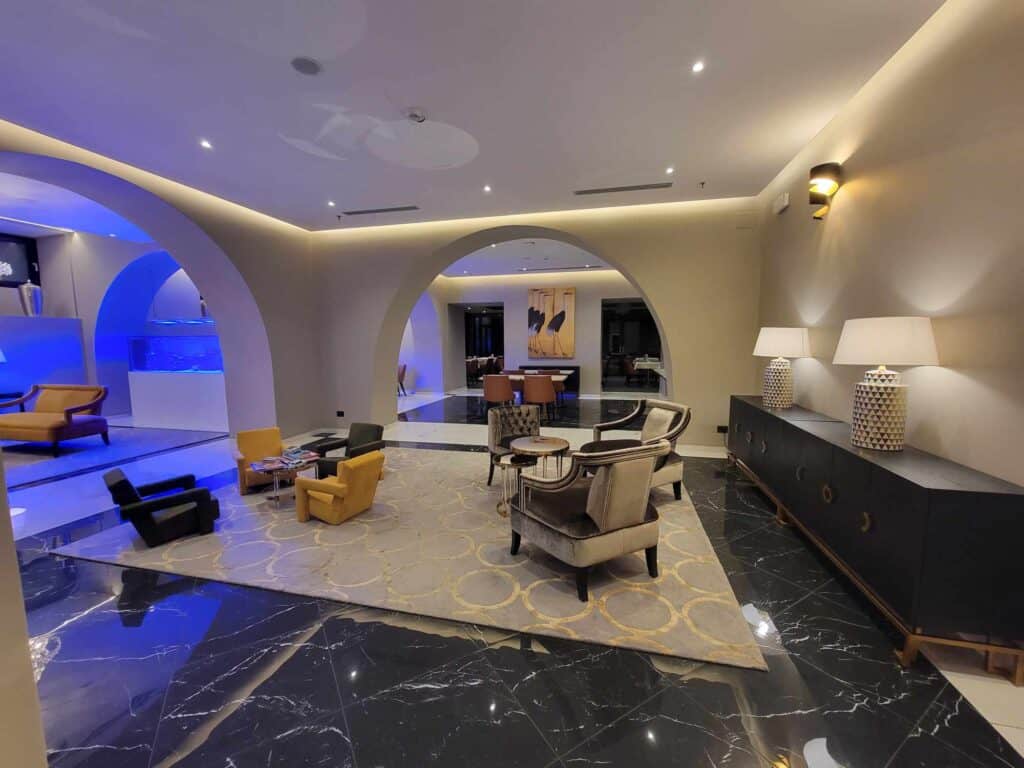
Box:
[295, 451, 385, 525]
[234, 427, 284, 495]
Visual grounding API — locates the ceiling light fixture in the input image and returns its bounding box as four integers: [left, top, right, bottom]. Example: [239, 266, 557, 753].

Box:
[483, 184, 492, 193]
[108, 233, 117, 238]
[199, 138, 213, 150]
[665, 166, 674, 175]
[691, 60, 705, 73]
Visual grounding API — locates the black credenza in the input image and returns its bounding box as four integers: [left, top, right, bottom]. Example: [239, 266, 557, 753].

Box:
[728, 395, 1024, 682]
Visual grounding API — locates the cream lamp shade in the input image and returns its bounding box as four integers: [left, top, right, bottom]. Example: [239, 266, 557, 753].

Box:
[832, 317, 938, 367]
[752, 327, 811, 359]
[832, 316, 938, 452]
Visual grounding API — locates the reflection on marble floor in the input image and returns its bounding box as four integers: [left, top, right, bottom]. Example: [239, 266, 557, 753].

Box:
[21, 458, 1024, 767]
[398, 394, 643, 428]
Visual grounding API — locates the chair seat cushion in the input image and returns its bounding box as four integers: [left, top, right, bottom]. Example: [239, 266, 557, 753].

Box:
[0, 412, 67, 430]
[514, 480, 599, 539]
[652, 451, 684, 485]
[150, 502, 198, 523]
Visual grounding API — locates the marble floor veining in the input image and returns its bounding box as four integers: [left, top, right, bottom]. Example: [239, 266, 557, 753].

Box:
[20, 457, 1024, 767]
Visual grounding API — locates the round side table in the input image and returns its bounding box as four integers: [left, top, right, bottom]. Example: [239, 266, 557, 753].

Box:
[495, 454, 537, 517]
[509, 436, 571, 478]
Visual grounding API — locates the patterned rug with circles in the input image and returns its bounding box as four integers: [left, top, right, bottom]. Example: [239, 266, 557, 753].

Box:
[57, 447, 766, 670]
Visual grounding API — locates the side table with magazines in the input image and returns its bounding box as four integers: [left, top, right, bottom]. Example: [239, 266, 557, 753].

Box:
[250, 448, 320, 507]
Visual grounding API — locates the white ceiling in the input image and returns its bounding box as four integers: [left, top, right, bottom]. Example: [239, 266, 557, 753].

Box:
[0, 1, 942, 230]
[0, 172, 153, 242]
[443, 238, 611, 277]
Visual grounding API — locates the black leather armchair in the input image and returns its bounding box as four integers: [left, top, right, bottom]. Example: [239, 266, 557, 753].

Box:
[104, 469, 220, 548]
[302, 422, 385, 479]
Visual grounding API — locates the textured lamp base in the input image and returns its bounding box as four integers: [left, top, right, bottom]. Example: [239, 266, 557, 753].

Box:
[850, 368, 907, 451]
[762, 357, 793, 409]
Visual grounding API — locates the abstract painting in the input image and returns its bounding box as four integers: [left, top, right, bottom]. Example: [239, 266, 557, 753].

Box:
[527, 286, 575, 358]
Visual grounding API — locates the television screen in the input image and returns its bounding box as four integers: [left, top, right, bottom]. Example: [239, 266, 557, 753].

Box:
[0, 235, 39, 287]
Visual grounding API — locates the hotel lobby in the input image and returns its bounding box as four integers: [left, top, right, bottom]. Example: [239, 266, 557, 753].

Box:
[2, 1, 1024, 766]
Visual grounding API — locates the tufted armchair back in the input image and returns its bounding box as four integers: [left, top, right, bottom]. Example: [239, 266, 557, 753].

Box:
[487, 405, 541, 453]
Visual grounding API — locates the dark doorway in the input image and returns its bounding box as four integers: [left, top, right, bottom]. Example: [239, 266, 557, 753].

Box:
[463, 304, 504, 387]
[601, 299, 661, 392]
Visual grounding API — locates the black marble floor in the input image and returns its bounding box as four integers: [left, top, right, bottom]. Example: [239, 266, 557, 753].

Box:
[398, 394, 643, 428]
[20, 459, 1023, 767]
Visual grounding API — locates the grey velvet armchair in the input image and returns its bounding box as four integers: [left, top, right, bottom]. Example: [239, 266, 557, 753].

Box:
[487, 405, 541, 485]
[510, 439, 671, 601]
[591, 399, 692, 499]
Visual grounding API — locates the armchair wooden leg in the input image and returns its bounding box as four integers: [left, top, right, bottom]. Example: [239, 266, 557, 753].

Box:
[575, 567, 589, 602]
[645, 545, 659, 578]
[101, 430, 110, 445]
[672, 481, 682, 500]
[488, 460, 496, 486]
[510, 531, 521, 555]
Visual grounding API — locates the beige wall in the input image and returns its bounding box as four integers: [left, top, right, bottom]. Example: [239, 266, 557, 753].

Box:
[313, 201, 762, 446]
[428, 270, 644, 394]
[757, 0, 1024, 484]
[0, 462, 48, 768]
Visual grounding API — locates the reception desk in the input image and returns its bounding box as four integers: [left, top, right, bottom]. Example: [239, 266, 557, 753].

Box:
[128, 371, 229, 432]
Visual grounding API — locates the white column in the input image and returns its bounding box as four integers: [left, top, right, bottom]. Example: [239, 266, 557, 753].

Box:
[0, 458, 48, 767]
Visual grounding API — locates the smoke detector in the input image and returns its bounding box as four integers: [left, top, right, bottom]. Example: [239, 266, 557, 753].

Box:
[405, 108, 427, 124]
[290, 57, 323, 76]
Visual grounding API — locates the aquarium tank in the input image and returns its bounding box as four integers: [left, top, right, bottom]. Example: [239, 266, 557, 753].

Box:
[129, 335, 224, 373]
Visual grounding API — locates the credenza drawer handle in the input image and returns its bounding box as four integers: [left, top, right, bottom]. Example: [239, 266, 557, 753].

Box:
[745, 431, 753, 444]
[760, 439, 768, 455]
[795, 465, 806, 481]
[821, 484, 834, 505]
[860, 511, 872, 533]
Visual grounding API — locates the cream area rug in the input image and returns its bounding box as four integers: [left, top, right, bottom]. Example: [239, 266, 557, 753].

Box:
[57, 447, 766, 671]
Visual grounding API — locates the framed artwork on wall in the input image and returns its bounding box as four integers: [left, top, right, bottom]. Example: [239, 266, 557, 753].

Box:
[527, 286, 575, 358]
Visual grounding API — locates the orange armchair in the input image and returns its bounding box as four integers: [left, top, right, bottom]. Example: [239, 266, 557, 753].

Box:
[295, 451, 385, 525]
[234, 426, 284, 494]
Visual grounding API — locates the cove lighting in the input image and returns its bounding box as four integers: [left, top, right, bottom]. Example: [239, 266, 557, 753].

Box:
[199, 138, 213, 150]
[0, 215, 73, 234]
[691, 60, 705, 73]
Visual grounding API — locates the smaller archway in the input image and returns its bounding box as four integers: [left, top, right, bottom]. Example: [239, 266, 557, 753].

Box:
[95, 251, 228, 431]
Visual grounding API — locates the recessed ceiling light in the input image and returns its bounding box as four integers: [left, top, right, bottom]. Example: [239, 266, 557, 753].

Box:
[665, 166, 674, 175]
[585, 264, 591, 268]
[108, 233, 116, 237]
[521, 267, 528, 272]
[490, 243, 496, 248]
[327, 200, 335, 207]
[691, 60, 705, 74]
[483, 184, 492, 193]
[199, 138, 213, 150]
[463, 270, 469, 274]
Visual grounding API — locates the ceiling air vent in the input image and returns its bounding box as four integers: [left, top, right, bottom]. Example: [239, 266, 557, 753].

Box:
[573, 182, 673, 196]
[341, 205, 420, 216]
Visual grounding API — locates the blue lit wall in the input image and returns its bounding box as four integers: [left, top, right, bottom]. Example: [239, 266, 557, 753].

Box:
[0, 316, 86, 396]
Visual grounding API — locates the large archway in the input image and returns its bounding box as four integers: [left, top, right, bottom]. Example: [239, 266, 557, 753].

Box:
[373, 224, 674, 423]
[0, 152, 275, 432]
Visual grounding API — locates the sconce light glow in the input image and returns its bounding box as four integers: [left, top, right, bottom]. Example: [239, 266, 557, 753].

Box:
[199, 138, 213, 150]
[691, 60, 705, 73]
[809, 162, 842, 220]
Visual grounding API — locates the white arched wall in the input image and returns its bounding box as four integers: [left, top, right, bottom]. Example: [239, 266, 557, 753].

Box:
[314, 201, 763, 446]
[0, 124, 316, 434]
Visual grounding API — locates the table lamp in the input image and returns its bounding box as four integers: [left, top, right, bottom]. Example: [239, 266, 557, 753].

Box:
[752, 327, 811, 409]
[832, 316, 938, 451]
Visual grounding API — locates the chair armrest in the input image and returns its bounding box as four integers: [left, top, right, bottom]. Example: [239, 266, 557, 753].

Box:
[119, 487, 212, 519]
[64, 390, 108, 420]
[592, 400, 646, 442]
[0, 385, 39, 412]
[348, 440, 385, 459]
[300, 437, 348, 457]
[573, 439, 671, 469]
[296, 477, 349, 499]
[521, 461, 586, 493]
[136, 474, 197, 497]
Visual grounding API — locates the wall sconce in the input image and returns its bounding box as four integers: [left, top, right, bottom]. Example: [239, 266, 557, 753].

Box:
[809, 162, 842, 220]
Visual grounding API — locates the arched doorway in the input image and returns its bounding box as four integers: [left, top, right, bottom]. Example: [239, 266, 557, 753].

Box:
[0, 152, 275, 432]
[95, 251, 228, 431]
[375, 224, 673, 423]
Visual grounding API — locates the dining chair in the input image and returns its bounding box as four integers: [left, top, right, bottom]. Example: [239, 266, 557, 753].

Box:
[523, 375, 557, 421]
[483, 375, 515, 408]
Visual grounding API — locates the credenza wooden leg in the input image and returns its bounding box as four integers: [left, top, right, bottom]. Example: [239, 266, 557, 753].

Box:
[898, 636, 922, 668]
